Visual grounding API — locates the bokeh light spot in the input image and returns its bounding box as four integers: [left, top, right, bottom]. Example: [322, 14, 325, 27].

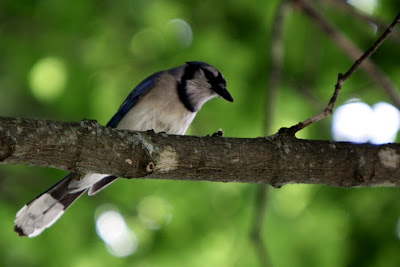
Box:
[96, 208, 138, 257]
[167, 18, 193, 48]
[332, 100, 400, 144]
[347, 0, 378, 14]
[28, 57, 67, 102]
[370, 102, 400, 144]
[332, 100, 373, 143]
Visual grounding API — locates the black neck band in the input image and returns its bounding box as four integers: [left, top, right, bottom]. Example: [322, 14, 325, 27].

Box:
[177, 64, 198, 112]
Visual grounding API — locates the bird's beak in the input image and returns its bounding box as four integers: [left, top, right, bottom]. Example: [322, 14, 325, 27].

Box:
[214, 85, 234, 102]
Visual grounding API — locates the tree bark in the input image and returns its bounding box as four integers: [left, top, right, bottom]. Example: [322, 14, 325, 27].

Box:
[0, 116, 399, 187]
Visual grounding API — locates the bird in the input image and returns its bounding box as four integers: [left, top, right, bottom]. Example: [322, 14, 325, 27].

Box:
[14, 61, 233, 237]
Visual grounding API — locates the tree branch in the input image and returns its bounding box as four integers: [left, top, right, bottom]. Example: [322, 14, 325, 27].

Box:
[1, 116, 400, 187]
[297, 4, 400, 108]
[286, 8, 400, 135]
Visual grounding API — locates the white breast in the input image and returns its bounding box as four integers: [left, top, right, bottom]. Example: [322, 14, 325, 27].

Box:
[116, 73, 197, 135]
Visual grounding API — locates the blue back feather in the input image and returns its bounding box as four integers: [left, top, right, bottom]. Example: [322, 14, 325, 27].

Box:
[106, 71, 162, 128]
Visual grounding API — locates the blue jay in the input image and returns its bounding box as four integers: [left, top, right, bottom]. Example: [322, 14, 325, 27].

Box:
[14, 61, 233, 237]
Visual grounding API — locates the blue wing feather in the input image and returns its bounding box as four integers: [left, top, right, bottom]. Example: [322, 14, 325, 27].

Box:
[106, 71, 162, 128]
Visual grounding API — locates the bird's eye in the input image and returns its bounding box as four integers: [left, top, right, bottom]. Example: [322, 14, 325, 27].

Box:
[203, 69, 215, 81]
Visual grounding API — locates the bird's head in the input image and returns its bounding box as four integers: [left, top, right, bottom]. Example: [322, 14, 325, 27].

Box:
[177, 61, 233, 112]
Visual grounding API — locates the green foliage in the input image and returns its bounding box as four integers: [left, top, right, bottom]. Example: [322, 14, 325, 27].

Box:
[1, 0, 400, 266]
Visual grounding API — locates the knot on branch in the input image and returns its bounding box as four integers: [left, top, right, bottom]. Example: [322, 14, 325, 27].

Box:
[269, 131, 295, 155]
[278, 126, 299, 137]
[337, 73, 344, 83]
[146, 161, 155, 173]
[323, 107, 333, 116]
[206, 130, 224, 137]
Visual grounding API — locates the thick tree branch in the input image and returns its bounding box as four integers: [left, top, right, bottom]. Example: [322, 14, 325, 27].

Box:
[1, 116, 400, 187]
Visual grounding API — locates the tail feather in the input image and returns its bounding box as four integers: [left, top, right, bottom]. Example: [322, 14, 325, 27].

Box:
[14, 173, 114, 237]
[88, 176, 117, 196]
[14, 176, 86, 237]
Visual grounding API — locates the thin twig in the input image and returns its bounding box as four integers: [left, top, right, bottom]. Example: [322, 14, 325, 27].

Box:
[297, 1, 400, 109]
[286, 9, 400, 135]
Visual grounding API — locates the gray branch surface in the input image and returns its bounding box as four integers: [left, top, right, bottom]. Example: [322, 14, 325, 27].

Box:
[1, 116, 399, 187]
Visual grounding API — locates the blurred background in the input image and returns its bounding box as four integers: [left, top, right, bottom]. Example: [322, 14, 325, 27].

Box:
[1, 0, 400, 266]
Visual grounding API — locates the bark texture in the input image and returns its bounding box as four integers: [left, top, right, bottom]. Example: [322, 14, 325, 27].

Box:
[1, 116, 399, 187]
